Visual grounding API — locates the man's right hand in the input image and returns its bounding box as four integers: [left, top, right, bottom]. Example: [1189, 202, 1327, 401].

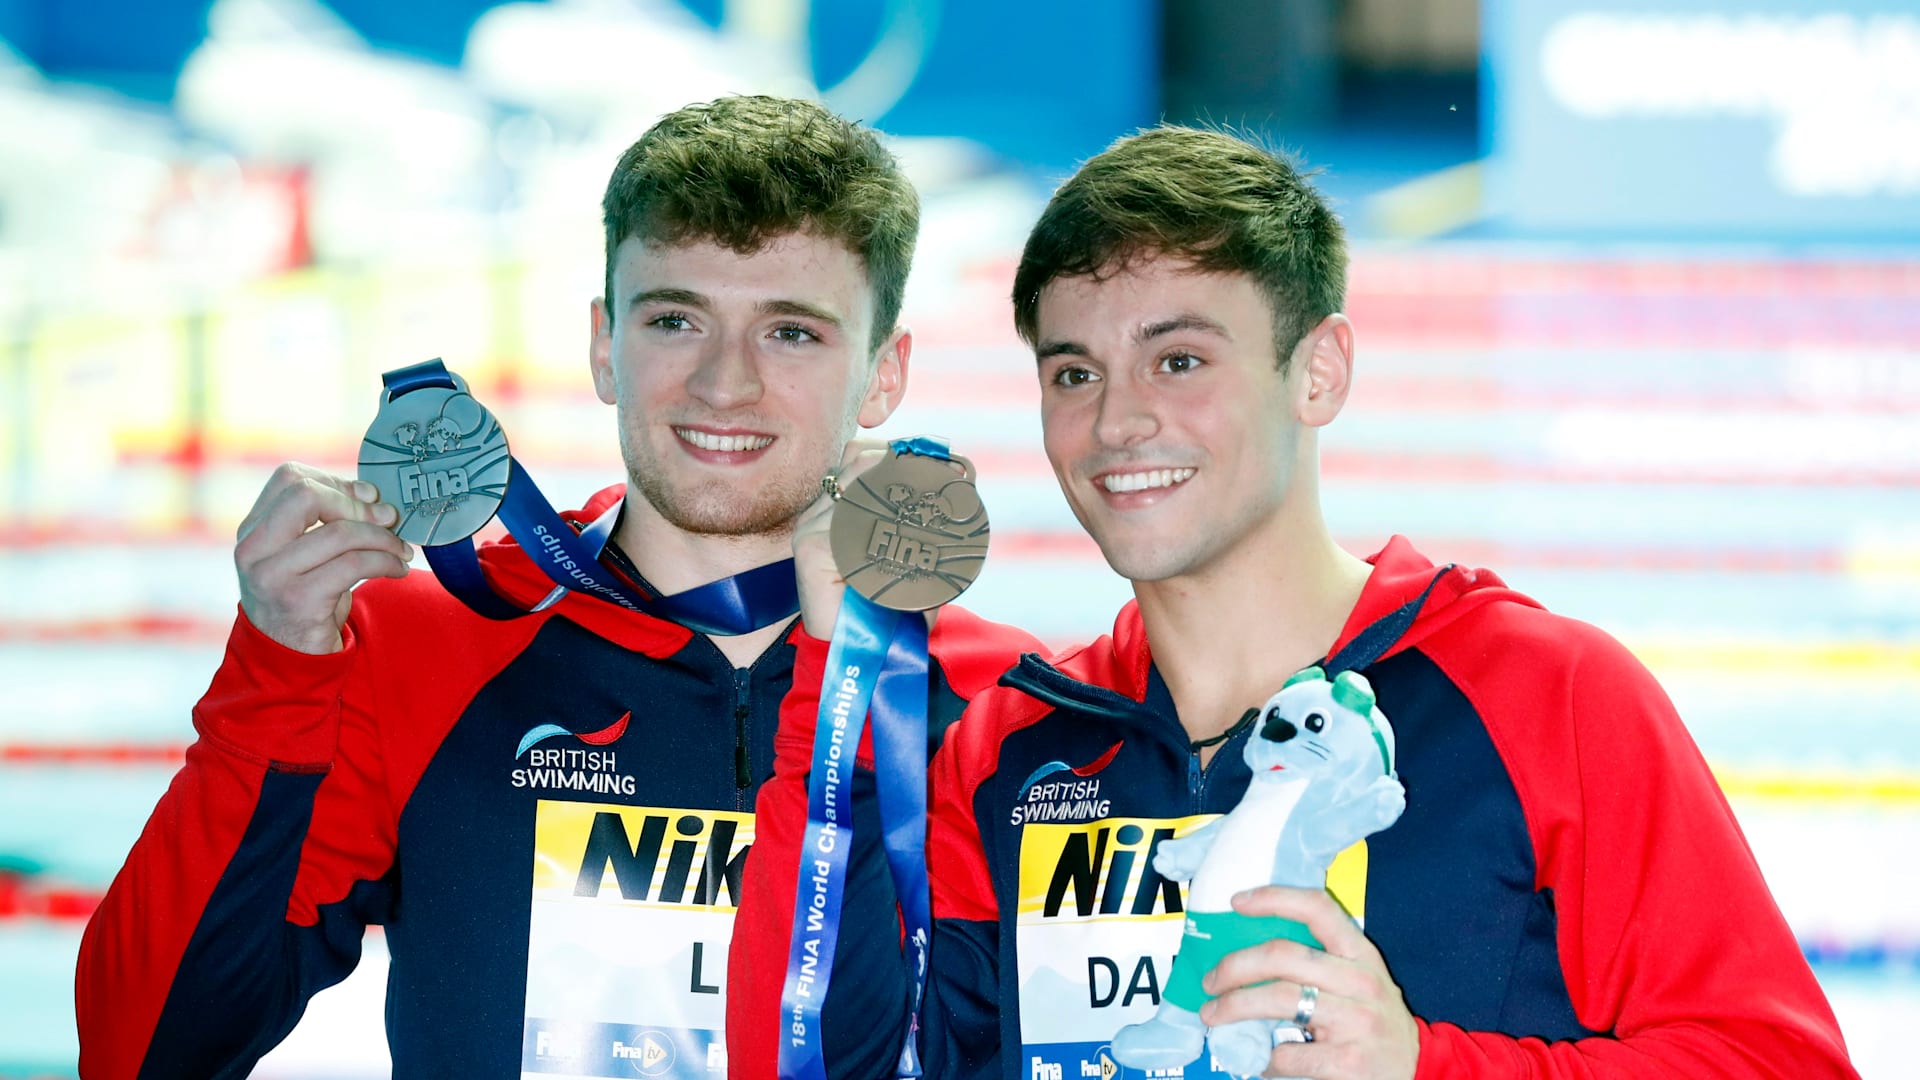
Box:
[235, 463, 415, 654]
[793, 442, 890, 639]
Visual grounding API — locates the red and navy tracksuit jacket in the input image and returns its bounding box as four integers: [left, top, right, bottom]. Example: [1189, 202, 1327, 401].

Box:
[751, 537, 1856, 1080]
[75, 485, 914, 1080]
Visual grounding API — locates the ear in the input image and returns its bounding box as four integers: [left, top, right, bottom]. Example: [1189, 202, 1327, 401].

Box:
[858, 325, 912, 428]
[1293, 313, 1354, 428]
[590, 297, 617, 406]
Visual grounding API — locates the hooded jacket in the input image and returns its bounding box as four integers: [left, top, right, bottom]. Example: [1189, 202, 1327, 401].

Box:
[756, 536, 1856, 1080]
[73, 485, 951, 1080]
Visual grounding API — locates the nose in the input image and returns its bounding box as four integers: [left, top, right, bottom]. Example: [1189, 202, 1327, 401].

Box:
[686, 334, 765, 410]
[1092, 372, 1158, 448]
[1260, 716, 1297, 743]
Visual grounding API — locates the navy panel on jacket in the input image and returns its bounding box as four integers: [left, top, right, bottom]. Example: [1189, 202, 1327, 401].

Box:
[1363, 648, 1597, 1041]
[141, 769, 352, 1080]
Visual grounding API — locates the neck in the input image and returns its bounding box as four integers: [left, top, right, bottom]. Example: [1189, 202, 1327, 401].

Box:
[612, 484, 798, 667]
[1136, 500, 1372, 749]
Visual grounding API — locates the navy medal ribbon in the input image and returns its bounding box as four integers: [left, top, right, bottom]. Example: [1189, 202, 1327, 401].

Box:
[780, 437, 986, 1080]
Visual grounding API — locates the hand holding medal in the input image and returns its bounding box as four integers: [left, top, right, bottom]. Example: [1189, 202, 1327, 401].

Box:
[232, 464, 415, 655]
[780, 436, 988, 1080]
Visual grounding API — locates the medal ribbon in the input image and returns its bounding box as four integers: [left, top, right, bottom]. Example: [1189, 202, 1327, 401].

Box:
[779, 438, 947, 1080]
[382, 360, 800, 635]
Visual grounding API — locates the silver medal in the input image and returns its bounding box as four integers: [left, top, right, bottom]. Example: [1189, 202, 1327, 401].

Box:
[357, 373, 511, 545]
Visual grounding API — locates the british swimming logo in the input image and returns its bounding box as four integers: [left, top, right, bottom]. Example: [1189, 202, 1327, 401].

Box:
[513, 711, 638, 795]
[1011, 740, 1123, 825]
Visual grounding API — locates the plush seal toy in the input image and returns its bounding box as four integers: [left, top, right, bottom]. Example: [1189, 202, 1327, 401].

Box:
[1111, 666, 1406, 1078]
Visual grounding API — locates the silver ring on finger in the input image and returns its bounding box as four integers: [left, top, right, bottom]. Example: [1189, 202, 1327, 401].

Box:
[822, 473, 843, 501]
[1292, 983, 1319, 1033]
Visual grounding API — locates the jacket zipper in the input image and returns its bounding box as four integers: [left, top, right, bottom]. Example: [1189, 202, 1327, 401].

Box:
[731, 667, 752, 809]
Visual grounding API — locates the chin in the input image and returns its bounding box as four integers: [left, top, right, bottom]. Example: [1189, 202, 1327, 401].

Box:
[644, 480, 812, 538]
[1093, 537, 1203, 584]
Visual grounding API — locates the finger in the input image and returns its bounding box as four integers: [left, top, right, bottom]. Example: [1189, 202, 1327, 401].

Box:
[837, 438, 890, 471]
[240, 477, 400, 565]
[294, 548, 414, 607]
[237, 464, 377, 543]
[826, 447, 890, 504]
[255, 519, 414, 582]
[266, 541, 412, 611]
[1202, 976, 1359, 1044]
[1204, 935, 1307, 995]
[1265, 1039, 1334, 1080]
[1232, 885, 1374, 960]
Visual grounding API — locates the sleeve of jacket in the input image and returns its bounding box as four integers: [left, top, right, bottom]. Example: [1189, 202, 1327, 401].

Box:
[75, 607, 399, 1080]
[1415, 619, 1858, 1079]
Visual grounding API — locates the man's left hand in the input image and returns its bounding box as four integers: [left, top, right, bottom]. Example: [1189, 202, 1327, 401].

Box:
[1199, 885, 1420, 1080]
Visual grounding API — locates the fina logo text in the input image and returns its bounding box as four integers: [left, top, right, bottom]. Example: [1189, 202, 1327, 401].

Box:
[398, 463, 468, 510]
[513, 712, 637, 795]
[866, 520, 939, 573]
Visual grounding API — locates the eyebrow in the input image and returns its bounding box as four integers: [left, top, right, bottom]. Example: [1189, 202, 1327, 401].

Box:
[1034, 311, 1231, 364]
[759, 298, 844, 329]
[628, 287, 706, 311]
[1139, 312, 1231, 342]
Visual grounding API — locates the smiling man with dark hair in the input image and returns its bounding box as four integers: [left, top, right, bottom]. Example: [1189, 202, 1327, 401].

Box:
[755, 124, 1858, 1080]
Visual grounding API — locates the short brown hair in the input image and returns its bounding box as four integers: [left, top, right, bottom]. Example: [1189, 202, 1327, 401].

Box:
[1012, 126, 1346, 368]
[602, 95, 919, 352]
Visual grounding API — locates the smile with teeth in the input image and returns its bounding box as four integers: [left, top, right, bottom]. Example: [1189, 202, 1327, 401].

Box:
[676, 428, 773, 453]
[1099, 468, 1196, 494]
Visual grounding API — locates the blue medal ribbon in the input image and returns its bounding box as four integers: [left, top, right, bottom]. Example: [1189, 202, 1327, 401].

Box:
[383, 360, 800, 634]
[779, 438, 944, 1080]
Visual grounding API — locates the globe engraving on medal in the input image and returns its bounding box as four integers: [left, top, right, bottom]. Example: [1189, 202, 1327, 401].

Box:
[829, 448, 990, 611]
[357, 379, 511, 546]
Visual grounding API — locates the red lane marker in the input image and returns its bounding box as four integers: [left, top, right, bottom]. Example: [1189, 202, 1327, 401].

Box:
[0, 615, 229, 644]
[0, 874, 103, 922]
[988, 532, 1848, 574]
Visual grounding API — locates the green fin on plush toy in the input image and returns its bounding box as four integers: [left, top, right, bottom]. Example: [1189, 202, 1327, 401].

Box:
[1331, 671, 1393, 776]
[1330, 671, 1375, 714]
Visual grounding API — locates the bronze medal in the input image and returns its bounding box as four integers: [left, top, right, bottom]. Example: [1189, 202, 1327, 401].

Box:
[829, 445, 990, 611]
[357, 373, 512, 545]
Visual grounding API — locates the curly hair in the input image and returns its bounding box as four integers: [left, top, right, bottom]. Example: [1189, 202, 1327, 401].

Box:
[602, 95, 919, 353]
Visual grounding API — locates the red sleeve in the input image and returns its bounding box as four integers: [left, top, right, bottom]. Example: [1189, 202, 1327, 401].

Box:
[927, 694, 1003, 925]
[76, 575, 542, 1080]
[74, 608, 370, 1079]
[1415, 618, 1857, 1079]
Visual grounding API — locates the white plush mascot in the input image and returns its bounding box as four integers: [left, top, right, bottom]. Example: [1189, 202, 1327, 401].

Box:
[1112, 666, 1405, 1077]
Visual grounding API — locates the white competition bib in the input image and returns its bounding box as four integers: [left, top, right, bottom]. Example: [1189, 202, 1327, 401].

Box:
[1015, 814, 1369, 1080]
[520, 800, 752, 1079]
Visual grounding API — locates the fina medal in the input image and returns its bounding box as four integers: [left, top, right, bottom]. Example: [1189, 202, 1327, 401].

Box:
[357, 370, 513, 546]
[829, 444, 991, 611]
